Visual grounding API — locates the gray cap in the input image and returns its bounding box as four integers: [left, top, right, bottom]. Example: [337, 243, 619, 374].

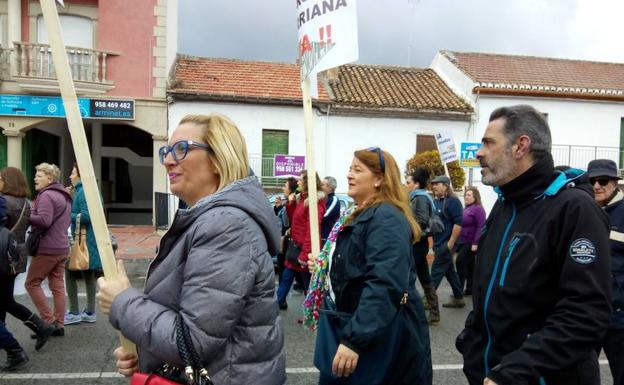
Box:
[587, 159, 621, 179]
[430, 175, 451, 184]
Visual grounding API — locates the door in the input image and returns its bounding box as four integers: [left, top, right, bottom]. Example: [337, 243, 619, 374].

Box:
[262, 129, 289, 187]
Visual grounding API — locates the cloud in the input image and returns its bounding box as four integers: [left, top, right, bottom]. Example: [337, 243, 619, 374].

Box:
[178, 0, 623, 67]
[566, 0, 624, 63]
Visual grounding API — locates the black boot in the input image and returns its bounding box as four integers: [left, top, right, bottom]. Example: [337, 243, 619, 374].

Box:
[24, 313, 55, 351]
[1, 343, 29, 372]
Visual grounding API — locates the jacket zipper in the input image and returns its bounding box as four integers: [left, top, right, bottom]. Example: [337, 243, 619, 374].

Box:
[483, 202, 516, 375]
[498, 236, 520, 286]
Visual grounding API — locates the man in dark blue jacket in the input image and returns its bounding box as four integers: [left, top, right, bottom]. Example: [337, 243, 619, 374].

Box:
[430, 175, 464, 308]
[320, 176, 340, 243]
[587, 158, 624, 384]
[457, 105, 611, 385]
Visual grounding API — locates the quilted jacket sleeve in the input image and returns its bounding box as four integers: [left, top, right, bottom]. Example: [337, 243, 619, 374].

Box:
[109, 208, 259, 366]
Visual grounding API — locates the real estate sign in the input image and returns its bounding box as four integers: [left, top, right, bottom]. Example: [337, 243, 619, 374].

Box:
[274, 154, 305, 177]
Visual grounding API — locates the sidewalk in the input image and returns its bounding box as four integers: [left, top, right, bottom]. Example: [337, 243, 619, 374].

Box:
[109, 225, 162, 260]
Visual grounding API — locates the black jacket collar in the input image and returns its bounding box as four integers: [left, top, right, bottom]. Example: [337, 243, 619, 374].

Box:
[498, 154, 557, 205]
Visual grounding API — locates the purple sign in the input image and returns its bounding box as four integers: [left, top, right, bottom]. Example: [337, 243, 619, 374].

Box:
[274, 154, 305, 177]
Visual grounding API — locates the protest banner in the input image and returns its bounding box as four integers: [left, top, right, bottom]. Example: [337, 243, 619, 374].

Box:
[435, 132, 458, 189]
[297, 0, 358, 261]
[40, 0, 135, 354]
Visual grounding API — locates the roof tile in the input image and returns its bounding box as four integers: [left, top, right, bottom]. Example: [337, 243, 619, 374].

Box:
[444, 51, 624, 97]
[329, 65, 473, 113]
[170, 55, 473, 116]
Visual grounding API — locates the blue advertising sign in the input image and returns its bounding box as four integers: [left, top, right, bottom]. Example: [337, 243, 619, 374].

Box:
[460, 142, 482, 168]
[0, 94, 134, 120]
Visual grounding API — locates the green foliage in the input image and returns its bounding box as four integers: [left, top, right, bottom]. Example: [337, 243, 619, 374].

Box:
[406, 150, 466, 190]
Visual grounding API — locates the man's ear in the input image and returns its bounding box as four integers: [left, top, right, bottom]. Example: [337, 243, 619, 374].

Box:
[514, 135, 532, 159]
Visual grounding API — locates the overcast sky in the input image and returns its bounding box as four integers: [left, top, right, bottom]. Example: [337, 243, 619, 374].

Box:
[178, 0, 624, 68]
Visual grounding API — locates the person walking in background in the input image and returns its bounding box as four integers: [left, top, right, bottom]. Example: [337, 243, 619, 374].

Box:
[458, 105, 610, 385]
[0, 321, 28, 372]
[0, 167, 55, 350]
[273, 195, 283, 216]
[455, 187, 486, 296]
[587, 158, 624, 385]
[306, 147, 432, 384]
[25, 163, 72, 337]
[405, 167, 440, 324]
[98, 114, 285, 384]
[320, 176, 341, 243]
[429, 175, 465, 308]
[278, 170, 326, 315]
[276, 177, 298, 293]
[64, 163, 103, 326]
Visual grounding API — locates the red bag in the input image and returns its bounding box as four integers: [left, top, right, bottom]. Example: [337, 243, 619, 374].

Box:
[130, 372, 180, 385]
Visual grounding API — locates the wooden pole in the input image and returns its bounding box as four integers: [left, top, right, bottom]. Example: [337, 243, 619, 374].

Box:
[301, 78, 321, 260]
[39, 0, 136, 355]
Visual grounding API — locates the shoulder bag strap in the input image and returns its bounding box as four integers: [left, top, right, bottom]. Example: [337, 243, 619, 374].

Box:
[175, 316, 213, 385]
[74, 213, 82, 240]
[10, 200, 28, 233]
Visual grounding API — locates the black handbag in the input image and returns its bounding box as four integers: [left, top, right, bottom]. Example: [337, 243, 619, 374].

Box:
[284, 238, 302, 265]
[130, 316, 213, 385]
[314, 294, 408, 384]
[26, 227, 45, 257]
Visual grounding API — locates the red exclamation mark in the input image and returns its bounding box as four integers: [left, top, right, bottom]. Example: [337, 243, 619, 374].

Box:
[319, 26, 325, 47]
[326, 24, 332, 45]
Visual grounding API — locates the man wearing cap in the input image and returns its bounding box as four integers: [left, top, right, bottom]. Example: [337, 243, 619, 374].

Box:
[429, 174, 465, 308]
[457, 105, 611, 385]
[587, 158, 624, 384]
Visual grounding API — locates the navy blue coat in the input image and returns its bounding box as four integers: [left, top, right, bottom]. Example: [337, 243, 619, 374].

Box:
[327, 203, 432, 384]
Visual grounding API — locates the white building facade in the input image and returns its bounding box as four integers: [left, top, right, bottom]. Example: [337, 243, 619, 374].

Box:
[168, 57, 473, 198]
[432, 51, 624, 211]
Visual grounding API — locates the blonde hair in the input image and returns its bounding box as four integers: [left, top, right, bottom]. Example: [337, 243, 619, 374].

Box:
[35, 163, 61, 183]
[347, 148, 421, 242]
[178, 114, 249, 191]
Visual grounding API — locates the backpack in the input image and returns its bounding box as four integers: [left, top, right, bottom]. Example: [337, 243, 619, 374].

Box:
[0, 227, 19, 275]
[428, 199, 445, 236]
[411, 190, 445, 236]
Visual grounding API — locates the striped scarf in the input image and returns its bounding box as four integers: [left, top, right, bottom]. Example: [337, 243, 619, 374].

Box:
[303, 204, 355, 330]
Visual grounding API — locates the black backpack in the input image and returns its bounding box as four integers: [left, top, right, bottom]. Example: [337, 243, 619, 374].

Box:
[0, 227, 19, 275]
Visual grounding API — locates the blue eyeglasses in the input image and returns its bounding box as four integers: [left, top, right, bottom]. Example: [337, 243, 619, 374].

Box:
[367, 147, 386, 174]
[158, 140, 211, 164]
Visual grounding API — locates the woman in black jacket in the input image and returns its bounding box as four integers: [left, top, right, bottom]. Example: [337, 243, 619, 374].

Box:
[306, 147, 432, 385]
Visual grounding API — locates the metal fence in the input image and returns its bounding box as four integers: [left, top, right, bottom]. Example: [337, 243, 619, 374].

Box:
[249, 155, 288, 188]
[551, 145, 622, 172]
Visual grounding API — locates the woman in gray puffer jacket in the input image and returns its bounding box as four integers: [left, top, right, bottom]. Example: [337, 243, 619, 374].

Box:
[98, 114, 285, 385]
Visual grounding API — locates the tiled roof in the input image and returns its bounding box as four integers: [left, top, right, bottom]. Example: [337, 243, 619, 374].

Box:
[329, 65, 473, 116]
[169, 55, 330, 103]
[169, 55, 473, 119]
[443, 51, 624, 99]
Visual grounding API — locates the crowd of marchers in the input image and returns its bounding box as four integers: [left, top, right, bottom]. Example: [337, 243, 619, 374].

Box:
[1, 105, 622, 385]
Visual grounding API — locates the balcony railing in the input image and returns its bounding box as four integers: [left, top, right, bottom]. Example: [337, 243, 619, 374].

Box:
[552, 144, 621, 170]
[249, 155, 293, 188]
[0, 42, 118, 93]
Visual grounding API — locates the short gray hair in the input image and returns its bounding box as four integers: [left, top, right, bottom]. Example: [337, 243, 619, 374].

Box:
[35, 162, 61, 183]
[489, 105, 551, 161]
[323, 176, 337, 191]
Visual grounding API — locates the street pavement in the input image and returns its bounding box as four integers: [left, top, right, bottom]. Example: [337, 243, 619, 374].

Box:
[0, 227, 614, 384]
